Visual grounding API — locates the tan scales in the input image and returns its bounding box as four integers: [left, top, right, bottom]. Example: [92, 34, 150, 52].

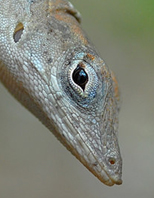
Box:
[0, 0, 122, 186]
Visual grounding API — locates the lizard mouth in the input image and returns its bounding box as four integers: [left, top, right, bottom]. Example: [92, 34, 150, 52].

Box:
[91, 165, 122, 186]
[107, 174, 122, 186]
[89, 162, 122, 186]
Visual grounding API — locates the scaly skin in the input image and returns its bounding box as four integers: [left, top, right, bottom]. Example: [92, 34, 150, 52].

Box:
[0, 0, 122, 186]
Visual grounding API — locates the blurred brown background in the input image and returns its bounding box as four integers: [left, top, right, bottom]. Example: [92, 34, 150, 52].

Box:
[0, 0, 154, 197]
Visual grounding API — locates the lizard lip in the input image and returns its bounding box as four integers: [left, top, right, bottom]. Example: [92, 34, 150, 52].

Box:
[104, 177, 122, 186]
[110, 176, 122, 185]
[106, 171, 122, 186]
[104, 176, 122, 186]
[96, 167, 122, 186]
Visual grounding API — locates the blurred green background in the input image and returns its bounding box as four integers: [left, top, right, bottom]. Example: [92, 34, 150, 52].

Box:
[0, 0, 154, 197]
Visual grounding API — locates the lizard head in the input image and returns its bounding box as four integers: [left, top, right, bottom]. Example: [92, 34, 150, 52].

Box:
[0, 0, 122, 186]
[58, 49, 122, 186]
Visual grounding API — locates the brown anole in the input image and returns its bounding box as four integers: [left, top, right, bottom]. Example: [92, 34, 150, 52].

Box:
[0, 0, 122, 186]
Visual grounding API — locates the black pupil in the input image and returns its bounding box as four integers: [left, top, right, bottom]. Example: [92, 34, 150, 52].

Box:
[72, 65, 88, 90]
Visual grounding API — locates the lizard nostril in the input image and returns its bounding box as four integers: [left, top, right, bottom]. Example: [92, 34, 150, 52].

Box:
[13, 22, 24, 43]
[109, 157, 116, 165]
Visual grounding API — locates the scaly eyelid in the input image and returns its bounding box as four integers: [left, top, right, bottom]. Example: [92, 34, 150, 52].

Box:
[68, 60, 98, 99]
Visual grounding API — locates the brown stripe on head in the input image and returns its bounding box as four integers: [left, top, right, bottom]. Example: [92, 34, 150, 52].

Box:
[54, 12, 88, 45]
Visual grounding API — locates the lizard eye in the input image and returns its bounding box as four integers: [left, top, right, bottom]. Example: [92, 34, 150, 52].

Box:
[72, 65, 88, 91]
[60, 52, 100, 108]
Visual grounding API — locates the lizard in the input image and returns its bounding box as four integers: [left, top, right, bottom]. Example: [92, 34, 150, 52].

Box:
[0, 0, 122, 186]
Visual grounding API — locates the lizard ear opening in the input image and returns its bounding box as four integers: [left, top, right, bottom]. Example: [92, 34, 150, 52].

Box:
[13, 22, 24, 43]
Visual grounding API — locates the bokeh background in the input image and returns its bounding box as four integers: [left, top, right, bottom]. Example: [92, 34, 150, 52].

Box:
[0, 0, 154, 197]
